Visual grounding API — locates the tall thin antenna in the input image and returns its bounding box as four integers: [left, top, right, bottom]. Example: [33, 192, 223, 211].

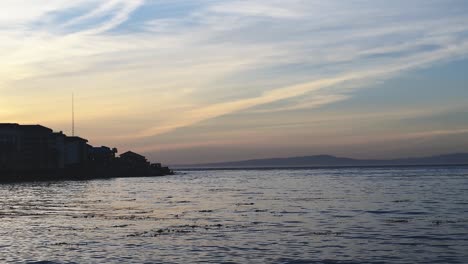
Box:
[72, 92, 75, 136]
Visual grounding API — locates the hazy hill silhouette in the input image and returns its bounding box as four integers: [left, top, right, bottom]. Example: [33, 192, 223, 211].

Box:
[174, 153, 468, 169]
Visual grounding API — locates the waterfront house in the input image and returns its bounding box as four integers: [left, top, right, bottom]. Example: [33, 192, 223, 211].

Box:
[0, 123, 59, 170]
[65, 136, 89, 168]
[120, 151, 149, 166]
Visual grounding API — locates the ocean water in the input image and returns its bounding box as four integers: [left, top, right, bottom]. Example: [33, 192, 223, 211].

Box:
[0, 167, 467, 263]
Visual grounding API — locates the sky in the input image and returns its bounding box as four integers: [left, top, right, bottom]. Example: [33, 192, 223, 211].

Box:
[1, 0, 468, 164]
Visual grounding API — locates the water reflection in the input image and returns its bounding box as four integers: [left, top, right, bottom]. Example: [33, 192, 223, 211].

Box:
[1, 167, 468, 263]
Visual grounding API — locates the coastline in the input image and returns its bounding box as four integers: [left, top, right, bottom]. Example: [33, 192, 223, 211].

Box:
[174, 163, 468, 171]
[0, 167, 174, 183]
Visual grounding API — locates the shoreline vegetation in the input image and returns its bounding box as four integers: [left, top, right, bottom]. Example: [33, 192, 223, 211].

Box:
[0, 123, 173, 183]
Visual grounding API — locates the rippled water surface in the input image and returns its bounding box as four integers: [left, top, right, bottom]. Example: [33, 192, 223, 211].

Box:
[1, 167, 468, 263]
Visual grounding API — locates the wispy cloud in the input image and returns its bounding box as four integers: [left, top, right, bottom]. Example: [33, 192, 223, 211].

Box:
[208, 1, 303, 19]
[62, 0, 123, 29]
[81, 0, 144, 34]
[123, 39, 468, 139]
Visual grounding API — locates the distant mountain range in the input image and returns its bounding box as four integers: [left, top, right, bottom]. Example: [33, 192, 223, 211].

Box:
[174, 153, 468, 169]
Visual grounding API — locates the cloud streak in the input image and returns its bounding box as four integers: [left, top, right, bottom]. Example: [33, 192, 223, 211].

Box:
[124, 39, 468, 139]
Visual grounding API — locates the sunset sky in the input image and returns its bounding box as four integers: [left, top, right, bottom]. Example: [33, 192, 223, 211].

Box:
[1, 0, 468, 164]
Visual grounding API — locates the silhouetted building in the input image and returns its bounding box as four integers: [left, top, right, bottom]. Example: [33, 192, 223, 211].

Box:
[1, 123, 173, 180]
[0, 124, 61, 170]
[120, 151, 149, 166]
[53, 132, 66, 169]
[89, 146, 117, 164]
[65, 136, 89, 168]
[151, 163, 162, 169]
[0, 124, 20, 170]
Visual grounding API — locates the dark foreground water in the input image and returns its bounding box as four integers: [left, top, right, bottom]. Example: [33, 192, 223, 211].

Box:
[1, 167, 468, 263]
